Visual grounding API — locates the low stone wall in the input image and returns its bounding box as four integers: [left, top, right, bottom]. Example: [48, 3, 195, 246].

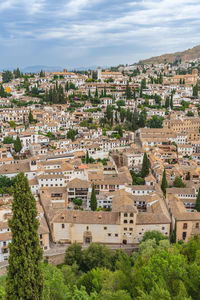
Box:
[44, 252, 65, 265]
[0, 264, 8, 276]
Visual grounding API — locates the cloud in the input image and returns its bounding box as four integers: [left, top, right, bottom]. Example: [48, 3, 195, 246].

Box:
[0, 0, 45, 15]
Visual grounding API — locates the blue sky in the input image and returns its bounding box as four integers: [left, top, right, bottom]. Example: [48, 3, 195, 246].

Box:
[0, 0, 200, 69]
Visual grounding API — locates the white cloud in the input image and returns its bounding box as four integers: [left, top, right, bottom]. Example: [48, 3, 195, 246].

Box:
[0, 0, 45, 14]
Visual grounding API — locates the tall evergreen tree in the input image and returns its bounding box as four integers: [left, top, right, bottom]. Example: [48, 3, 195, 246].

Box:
[126, 82, 132, 100]
[0, 84, 6, 97]
[14, 136, 22, 153]
[95, 86, 98, 98]
[103, 87, 107, 97]
[141, 152, 149, 178]
[28, 110, 34, 124]
[2, 70, 13, 83]
[6, 172, 43, 299]
[170, 94, 173, 109]
[161, 169, 168, 196]
[170, 220, 177, 243]
[165, 96, 170, 109]
[39, 70, 45, 77]
[90, 185, 97, 211]
[195, 188, 200, 212]
[86, 151, 89, 164]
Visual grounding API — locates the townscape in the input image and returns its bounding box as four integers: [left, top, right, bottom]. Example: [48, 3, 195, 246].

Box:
[0, 58, 200, 264]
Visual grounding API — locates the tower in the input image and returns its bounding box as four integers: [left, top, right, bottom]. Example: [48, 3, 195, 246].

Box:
[97, 67, 102, 81]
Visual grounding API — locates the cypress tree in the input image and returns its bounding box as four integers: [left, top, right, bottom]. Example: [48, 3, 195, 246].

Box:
[126, 82, 132, 99]
[28, 110, 34, 124]
[161, 169, 168, 196]
[90, 185, 97, 211]
[14, 136, 22, 153]
[86, 151, 89, 164]
[141, 152, 149, 178]
[165, 96, 170, 109]
[195, 188, 200, 212]
[95, 86, 98, 98]
[170, 220, 176, 243]
[170, 94, 173, 109]
[6, 172, 43, 299]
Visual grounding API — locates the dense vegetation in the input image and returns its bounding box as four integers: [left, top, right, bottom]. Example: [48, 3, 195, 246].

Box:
[1, 232, 200, 299]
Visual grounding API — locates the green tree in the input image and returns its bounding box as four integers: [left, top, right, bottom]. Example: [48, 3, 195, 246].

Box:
[6, 172, 43, 299]
[193, 84, 198, 97]
[64, 244, 83, 267]
[126, 82, 132, 99]
[81, 243, 114, 272]
[186, 111, 194, 117]
[141, 230, 168, 244]
[3, 136, 14, 144]
[0, 84, 6, 97]
[141, 152, 149, 178]
[161, 169, 168, 196]
[43, 264, 69, 300]
[2, 70, 13, 83]
[13, 68, 21, 78]
[195, 188, 200, 212]
[147, 116, 164, 128]
[173, 176, 185, 188]
[170, 94, 173, 109]
[39, 70, 45, 77]
[165, 96, 170, 109]
[86, 151, 90, 164]
[95, 86, 98, 98]
[90, 185, 97, 211]
[78, 268, 112, 294]
[170, 220, 176, 243]
[14, 136, 22, 153]
[28, 110, 34, 123]
[67, 129, 77, 141]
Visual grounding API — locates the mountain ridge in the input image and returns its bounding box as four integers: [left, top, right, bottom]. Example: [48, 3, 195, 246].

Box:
[139, 45, 200, 65]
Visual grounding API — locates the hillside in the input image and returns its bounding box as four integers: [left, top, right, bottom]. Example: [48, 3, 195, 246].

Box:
[139, 45, 200, 64]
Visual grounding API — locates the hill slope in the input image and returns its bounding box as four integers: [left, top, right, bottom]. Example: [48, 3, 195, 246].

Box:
[139, 45, 200, 64]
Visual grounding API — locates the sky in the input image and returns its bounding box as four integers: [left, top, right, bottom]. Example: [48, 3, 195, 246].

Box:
[0, 0, 200, 69]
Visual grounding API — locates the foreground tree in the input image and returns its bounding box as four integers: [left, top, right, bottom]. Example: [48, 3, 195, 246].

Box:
[90, 185, 97, 211]
[6, 172, 43, 299]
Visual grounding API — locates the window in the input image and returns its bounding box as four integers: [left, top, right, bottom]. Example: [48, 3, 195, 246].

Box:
[130, 213, 133, 217]
[124, 220, 128, 223]
[115, 234, 118, 237]
[182, 232, 187, 240]
[40, 234, 42, 239]
[108, 233, 111, 236]
[129, 228, 133, 231]
[62, 224, 65, 229]
[183, 223, 187, 229]
[124, 213, 128, 217]
[162, 227, 165, 230]
[124, 228, 127, 231]
[104, 227, 107, 230]
[196, 223, 199, 228]
[130, 220, 133, 224]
